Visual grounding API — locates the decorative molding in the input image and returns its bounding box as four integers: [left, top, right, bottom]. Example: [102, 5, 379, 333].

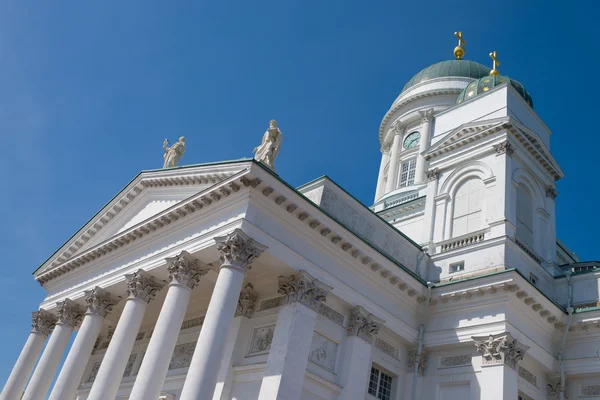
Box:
[214, 229, 267, 272]
[347, 306, 385, 343]
[169, 342, 195, 369]
[56, 299, 84, 328]
[236, 283, 258, 318]
[309, 332, 338, 371]
[248, 325, 275, 356]
[582, 385, 600, 396]
[439, 354, 471, 368]
[125, 270, 164, 304]
[181, 316, 204, 330]
[123, 353, 137, 377]
[426, 168, 440, 181]
[31, 309, 57, 336]
[374, 338, 399, 360]
[545, 185, 558, 199]
[518, 366, 537, 387]
[472, 332, 529, 370]
[381, 142, 392, 155]
[84, 287, 118, 318]
[259, 296, 284, 311]
[493, 140, 515, 156]
[408, 349, 428, 376]
[278, 270, 332, 312]
[166, 250, 208, 290]
[546, 376, 565, 398]
[319, 304, 344, 327]
[86, 361, 102, 383]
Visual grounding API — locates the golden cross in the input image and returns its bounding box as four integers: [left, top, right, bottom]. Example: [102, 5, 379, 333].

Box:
[454, 31, 466, 46]
[489, 51, 501, 75]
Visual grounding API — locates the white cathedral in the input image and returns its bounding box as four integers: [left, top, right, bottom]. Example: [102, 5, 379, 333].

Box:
[2, 34, 599, 400]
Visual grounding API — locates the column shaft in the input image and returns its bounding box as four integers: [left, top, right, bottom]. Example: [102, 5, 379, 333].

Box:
[258, 303, 317, 400]
[0, 332, 46, 400]
[129, 284, 192, 400]
[384, 130, 403, 193]
[212, 316, 245, 400]
[414, 110, 433, 184]
[180, 266, 245, 400]
[48, 313, 103, 400]
[22, 323, 74, 400]
[375, 146, 391, 201]
[478, 364, 518, 400]
[338, 336, 373, 399]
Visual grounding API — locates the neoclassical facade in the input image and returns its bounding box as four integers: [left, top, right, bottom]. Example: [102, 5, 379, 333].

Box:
[2, 41, 600, 400]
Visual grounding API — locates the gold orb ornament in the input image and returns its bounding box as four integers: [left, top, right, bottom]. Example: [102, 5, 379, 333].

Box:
[454, 32, 466, 60]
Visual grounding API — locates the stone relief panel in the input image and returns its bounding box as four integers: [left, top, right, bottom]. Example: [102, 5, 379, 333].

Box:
[259, 297, 284, 311]
[518, 366, 537, 387]
[169, 342, 196, 370]
[319, 303, 344, 327]
[308, 332, 338, 371]
[582, 385, 600, 396]
[375, 338, 399, 360]
[123, 353, 137, 377]
[248, 325, 275, 356]
[439, 355, 471, 368]
[85, 361, 102, 383]
[181, 317, 204, 330]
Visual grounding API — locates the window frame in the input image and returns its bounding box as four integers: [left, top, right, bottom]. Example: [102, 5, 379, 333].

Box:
[368, 365, 394, 400]
[397, 158, 417, 188]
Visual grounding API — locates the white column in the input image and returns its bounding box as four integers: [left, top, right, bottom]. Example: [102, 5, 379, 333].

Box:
[339, 306, 385, 400]
[375, 143, 391, 201]
[384, 125, 404, 194]
[0, 310, 56, 400]
[258, 270, 332, 400]
[48, 288, 117, 400]
[421, 168, 440, 249]
[23, 300, 84, 400]
[414, 109, 434, 184]
[472, 332, 528, 400]
[180, 230, 267, 400]
[213, 283, 257, 400]
[87, 270, 163, 400]
[129, 251, 208, 400]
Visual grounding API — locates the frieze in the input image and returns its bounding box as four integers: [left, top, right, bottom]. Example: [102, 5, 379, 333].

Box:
[518, 366, 537, 387]
[181, 317, 204, 330]
[319, 303, 344, 327]
[259, 296, 284, 311]
[86, 361, 102, 383]
[375, 338, 399, 360]
[439, 355, 471, 368]
[582, 385, 600, 396]
[123, 353, 137, 377]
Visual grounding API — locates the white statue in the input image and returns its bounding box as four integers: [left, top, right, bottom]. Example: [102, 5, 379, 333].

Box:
[163, 136, 186, 168]
[253, 120, 283, 170]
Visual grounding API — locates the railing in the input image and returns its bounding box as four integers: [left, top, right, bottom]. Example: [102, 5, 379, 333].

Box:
[514, 236, 542, 264]
[439, 230, 486, 253]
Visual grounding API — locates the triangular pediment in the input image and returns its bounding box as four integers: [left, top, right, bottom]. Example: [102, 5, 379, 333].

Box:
[424, 116, 563, 181]
[35, 160, 253, 277]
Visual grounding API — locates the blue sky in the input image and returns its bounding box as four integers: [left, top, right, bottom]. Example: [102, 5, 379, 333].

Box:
[0, 0, 597, 392]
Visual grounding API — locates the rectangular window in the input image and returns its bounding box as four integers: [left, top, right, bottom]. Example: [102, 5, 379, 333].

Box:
[368, 365, 393, 400]
[398, 159, 417, 188]
[449, 261, 465, 273]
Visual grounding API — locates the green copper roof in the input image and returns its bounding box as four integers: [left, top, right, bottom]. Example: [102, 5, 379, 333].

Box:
[401, 60, 491, 94]
[456, 75, 534, 108]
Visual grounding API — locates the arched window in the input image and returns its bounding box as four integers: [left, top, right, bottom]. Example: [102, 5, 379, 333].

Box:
[452, 178, 485, 237]
[516, 184, 534, 248]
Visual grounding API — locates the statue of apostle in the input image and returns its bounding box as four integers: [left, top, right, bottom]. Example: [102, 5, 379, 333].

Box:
[253, 120, 283, 170]
[163, 136, 186, 168]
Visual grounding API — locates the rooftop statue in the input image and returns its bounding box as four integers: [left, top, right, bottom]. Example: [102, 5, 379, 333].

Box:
[253, 120, 283, 170]
[163, 136, 186, 168]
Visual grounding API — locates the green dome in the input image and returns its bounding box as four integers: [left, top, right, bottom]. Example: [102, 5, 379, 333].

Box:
[401, 60, 491, 93]
[456, 75, 534, 108]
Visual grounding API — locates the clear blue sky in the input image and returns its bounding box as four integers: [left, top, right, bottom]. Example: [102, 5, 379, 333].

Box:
[0, 0, 597, 391]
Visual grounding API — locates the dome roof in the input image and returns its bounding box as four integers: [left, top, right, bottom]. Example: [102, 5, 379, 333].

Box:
[456, 75, 534, 108]
[401, 60, 491, 94]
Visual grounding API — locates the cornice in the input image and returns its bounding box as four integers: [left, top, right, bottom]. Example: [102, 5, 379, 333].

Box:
[36, 162, 250, 277]
[36, 169, 252, 285]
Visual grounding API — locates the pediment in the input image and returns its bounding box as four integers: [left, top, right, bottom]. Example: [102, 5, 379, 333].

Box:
[35, 160, 252, 278]
[424, 117, 563, 181]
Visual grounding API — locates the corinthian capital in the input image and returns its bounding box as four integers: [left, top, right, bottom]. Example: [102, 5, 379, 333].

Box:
[493, 140, 515, 157]
[408, 349, 428, 376]
[166, 251, 209, 289]
[236, 283, 258, 318]
[56, 299, 84, 328]
[472, 332, 529, 370]
[419, 108, 435, 123]
[31, 309, 57, 336]
[381, 142, 392, 155]
[85, 287, 118, 317]
[347, 306, 385, 343]
[214, 229, 268, 272]
[125, 270, 164, 304]
[278, 270, 332, 312]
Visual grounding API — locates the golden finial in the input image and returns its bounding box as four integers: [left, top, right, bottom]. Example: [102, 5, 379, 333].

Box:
[489, 51, 501, 76]
[454, 32, 466, 60]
